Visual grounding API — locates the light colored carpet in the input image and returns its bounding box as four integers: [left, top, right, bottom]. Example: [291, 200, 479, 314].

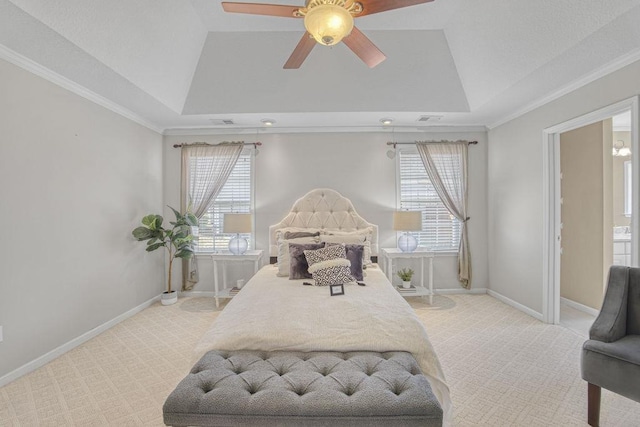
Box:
[1, 294, 639, 426]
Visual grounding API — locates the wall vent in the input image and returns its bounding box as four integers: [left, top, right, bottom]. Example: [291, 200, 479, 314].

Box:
[417, 115, 443, 122]
[210, 119, 235, 125]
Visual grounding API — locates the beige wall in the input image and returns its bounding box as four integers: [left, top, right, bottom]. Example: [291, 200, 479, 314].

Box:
[0, 58, 164, 380]
[559, 121, 611, 309]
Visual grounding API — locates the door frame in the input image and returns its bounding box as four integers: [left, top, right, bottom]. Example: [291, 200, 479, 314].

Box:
[542, 96, 639, 324]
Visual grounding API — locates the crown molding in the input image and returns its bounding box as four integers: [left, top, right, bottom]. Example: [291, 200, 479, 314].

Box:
[0, 43, 490, 136]
[162, 124, 487, 136]
[488, 48, 640, 130]
[0, 43, 163, 134]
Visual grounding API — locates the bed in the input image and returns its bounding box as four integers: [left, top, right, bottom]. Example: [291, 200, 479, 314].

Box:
[163, 189, 451, 426]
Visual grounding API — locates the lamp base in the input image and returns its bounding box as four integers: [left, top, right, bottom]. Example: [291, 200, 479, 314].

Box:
[398, 233, 418, 253]
[229, 234, 248, 255]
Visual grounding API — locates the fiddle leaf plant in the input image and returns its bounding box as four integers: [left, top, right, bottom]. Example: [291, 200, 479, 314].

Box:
[132, 206, 198, 294]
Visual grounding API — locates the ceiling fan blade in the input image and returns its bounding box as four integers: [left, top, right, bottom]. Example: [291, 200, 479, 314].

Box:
[342, 27, 386, 68]
[222, 2, 302, 17]
[284, 33, 316, 69]
[356, 0, 434, 17]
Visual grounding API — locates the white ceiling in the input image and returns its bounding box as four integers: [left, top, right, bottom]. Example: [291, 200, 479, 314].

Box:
[2, 0, 640, 133]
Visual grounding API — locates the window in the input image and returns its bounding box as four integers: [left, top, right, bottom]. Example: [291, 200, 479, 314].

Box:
[191, 149, 253, 253]
[398, 150, 461, 251]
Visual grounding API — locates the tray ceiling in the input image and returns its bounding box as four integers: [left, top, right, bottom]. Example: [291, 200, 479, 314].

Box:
[2, 0, 640, 133]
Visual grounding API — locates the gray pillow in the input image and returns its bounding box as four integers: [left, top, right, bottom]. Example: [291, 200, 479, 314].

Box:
[284, 231, 320, 240]
[289, 242, 325, 280]
[344, 244, 365, 281]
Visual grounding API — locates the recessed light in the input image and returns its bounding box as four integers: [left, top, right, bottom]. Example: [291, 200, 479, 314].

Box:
[380, 118, 393, 125]
[261, 119, 275, 126]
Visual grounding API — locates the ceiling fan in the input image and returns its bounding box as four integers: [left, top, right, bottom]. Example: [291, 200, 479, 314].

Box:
[221, 0, 435, 69]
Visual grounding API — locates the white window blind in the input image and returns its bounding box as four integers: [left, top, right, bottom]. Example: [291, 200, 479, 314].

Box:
[398, 150, 461, 251]
[190, 150, 253, 253]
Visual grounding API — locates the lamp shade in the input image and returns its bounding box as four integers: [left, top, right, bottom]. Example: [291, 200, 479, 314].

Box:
[304, 4, 353, 46]
[393, 211, 422, 231]
[223, 213, 252, 234]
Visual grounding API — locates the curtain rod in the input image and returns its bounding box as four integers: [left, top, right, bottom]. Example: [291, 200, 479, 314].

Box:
[386, 140, 478, 147]
[172, 141, 262, 148]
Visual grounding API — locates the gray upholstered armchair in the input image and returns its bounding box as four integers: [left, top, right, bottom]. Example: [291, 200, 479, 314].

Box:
[581, 265, 640, 426]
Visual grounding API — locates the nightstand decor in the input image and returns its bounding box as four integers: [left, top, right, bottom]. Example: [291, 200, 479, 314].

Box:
[381, 248, 434, 304]
[393, 211, 422, 252]
[330, 284, 345, 296]
[224, 213, 252, 255]
[211, 250, 263, 307]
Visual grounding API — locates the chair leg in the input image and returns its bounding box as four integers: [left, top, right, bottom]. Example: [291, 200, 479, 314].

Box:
[588, 382, 601, 427]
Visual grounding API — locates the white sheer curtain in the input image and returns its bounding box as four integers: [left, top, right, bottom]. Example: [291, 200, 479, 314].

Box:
[416, 141, 471, 288]
[180, 143, 244, 290]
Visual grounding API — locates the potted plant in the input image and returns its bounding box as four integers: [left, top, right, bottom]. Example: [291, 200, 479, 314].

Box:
[132, 207, 197, 305]
[397, 268, 414, 289]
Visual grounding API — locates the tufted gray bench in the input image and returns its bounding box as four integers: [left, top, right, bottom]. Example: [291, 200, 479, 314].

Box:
[163, 350, 443, 426]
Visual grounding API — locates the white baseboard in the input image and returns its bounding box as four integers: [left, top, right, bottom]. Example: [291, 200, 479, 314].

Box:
[0, 295, 160, 388]
[560, 297, 599, 317]
[487, 289, 544, 321]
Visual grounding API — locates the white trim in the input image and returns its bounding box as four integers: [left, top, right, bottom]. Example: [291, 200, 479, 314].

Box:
[541, 129, 552, 323]
[552, 134, 562, 324]
[542, 96, 640, 325]
[633, 102, 640, 269]
[487, 290, 544, 321]
[0, 295, 160, 388]
[560, 297, 599, 317]
[544, 98, 637, 134]
[0, 43, 163, 134]
[541, 131, 562, 324]
[162, 125, 488, 136]
[489, 48, 640, 129]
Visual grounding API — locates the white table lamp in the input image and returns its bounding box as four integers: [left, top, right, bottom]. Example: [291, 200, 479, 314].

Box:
[393, 211, 422, 252]
[223, 213, 252, 255]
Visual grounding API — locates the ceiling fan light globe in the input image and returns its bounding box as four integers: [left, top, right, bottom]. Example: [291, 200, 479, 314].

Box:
[304, 4, 353, 46]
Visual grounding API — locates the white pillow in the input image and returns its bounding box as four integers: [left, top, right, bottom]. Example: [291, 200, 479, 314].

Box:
[320, 234, 365, 244]
[277, 236, 320, 276]
[325, 227, 373, 236]
[275, 227, 323, 242]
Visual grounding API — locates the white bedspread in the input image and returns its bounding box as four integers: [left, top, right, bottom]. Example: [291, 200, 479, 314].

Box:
[193, 264, 451, 423]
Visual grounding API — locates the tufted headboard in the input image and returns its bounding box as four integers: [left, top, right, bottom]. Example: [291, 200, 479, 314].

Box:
[269, 188, 379, 258]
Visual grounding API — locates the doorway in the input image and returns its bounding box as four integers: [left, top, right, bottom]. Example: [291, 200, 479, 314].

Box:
[558, 115, 628, 334]
[542, 97, 639, 325]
